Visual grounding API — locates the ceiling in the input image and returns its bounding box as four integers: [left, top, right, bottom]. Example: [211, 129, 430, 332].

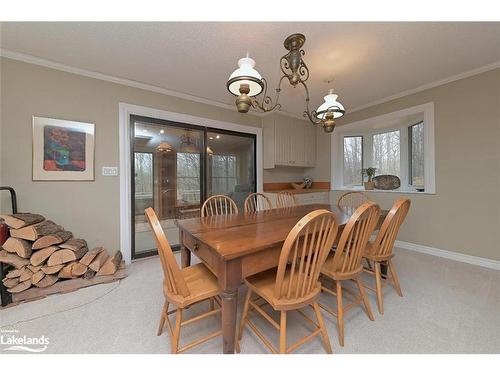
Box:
[1, 22, 499, 116]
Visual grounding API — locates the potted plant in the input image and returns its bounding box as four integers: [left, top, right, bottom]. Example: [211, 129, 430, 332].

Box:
[362, 167, 377, 190]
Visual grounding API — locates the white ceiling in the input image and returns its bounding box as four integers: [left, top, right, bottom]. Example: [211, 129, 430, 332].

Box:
[1, 22, 499, 116]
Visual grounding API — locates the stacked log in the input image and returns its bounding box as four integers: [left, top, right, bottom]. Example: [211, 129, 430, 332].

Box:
[0, 213, 123, 294]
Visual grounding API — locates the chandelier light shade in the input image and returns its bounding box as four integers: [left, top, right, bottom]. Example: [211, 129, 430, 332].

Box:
[226, 33, 345, 133]
[227, 56, 264, 97]
[156, 141, 173, 153]
[315, 89, 345, 119]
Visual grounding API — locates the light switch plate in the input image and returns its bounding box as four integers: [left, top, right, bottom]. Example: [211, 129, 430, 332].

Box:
[102, 166, 119, 176]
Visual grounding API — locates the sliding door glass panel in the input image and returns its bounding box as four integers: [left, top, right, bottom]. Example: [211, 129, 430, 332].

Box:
[132, 117, 203, 257]
[206, 131, 256, 210]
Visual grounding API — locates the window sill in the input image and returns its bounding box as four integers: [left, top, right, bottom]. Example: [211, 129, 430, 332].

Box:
[332, 186, 435, 195]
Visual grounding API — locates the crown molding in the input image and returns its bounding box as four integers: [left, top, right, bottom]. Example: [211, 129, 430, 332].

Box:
[348, 60, 500, 114]
[0, 48, 257, 115]
[2, 48, 498, 121]
[0, 48, 308, 121]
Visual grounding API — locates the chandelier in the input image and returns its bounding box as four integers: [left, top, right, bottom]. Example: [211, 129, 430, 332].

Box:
[226, 33, 345, 133]
[156, 141, 173, 153]
[179, 130, 199, 153]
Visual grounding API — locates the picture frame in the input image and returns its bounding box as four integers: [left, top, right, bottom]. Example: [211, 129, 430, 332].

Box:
[32, 116, 95, 181]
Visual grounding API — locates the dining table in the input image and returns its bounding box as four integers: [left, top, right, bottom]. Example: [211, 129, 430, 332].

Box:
[176, 203, 387, 354]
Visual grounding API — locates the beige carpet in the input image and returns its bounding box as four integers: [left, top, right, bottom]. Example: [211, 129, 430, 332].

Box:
[1, 248, 499, 354]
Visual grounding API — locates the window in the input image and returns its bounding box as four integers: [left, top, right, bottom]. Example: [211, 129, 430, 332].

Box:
[343, 136, 363, 186]
[372, 130, 401, 176]
[176, 152, 200, 204]
[332, 103, 435, 193]
[409, 122, 424, 188]
[211, 154, 237, 195]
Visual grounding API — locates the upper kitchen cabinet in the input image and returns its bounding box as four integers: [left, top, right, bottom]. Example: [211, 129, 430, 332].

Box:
[262, 114, 316, 169]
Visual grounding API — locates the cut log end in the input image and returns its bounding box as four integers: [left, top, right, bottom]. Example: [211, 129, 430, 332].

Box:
[96, 251, 123, 276]
[0, 213, 45, 229]
[89, 250, 109, 272]
[32, 231, 73, 250]
[8, 280, 32, 293]
[10, 220, 64, 241]
[34, 274, 58, 288]
[2, 237, 32, 258]
[0, 250, 31, 269]
[47, 249, 78, 267]
[30, 246, 59, 266]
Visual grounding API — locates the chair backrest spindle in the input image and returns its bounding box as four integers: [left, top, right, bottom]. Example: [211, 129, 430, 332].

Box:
[201, 195, 238, 217]
[372, 198, 411, 257]
[337, 191, 370, 212]
[276, 191, 298, 209]
[244, 192, 272, 213]
[330, 202, 380, 275]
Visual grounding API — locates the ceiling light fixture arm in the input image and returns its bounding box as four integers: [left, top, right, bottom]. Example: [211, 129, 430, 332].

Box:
[251, 76, 285, 112]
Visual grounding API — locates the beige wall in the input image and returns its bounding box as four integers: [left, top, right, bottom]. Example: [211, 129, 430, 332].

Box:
[314, 69, 500, 261]
[0, 57, 265, 252]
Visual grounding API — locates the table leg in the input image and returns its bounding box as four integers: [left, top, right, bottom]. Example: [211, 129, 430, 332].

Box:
[180, 245, 191, 268]
[219, 259, 242, 354]
[221, 289, 238, 354]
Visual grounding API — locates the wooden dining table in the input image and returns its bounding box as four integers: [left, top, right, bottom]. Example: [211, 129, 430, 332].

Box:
[176, 203, 386, 354]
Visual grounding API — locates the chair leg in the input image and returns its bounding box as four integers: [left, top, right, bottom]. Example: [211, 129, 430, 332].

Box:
[279, 310, 287, 354]
[312, 302, 332, 354]
[356, 278, 374, 321]
[336, 280, 344, 347]
[171, 308, 183, 354]
[236, 288, 252, 353]
[388, 259, 403, 297]
[374, 262, 384, 315]
[157, 301, 168, 336]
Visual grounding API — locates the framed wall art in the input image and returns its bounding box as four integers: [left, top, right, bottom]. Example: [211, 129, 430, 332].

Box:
[32, 116, 95, 181]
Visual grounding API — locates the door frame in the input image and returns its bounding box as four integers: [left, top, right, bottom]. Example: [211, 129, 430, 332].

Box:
[119, 103, 263, 264]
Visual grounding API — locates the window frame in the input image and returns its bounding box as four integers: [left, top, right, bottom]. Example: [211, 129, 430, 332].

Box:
[331, 102, 435, 194]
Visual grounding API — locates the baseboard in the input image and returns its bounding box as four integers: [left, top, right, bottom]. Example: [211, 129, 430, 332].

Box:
[395, 240, 500, 271]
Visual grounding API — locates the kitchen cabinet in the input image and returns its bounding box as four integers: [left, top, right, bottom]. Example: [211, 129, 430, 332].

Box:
[263, 114, 316, 168]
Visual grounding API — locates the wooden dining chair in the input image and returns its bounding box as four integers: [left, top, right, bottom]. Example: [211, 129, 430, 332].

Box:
[244, 192, 273, 213]
[201, 195, 238, 217]
[276, 191, 298, 208]
[237, 209, 338, 354]
[362, 198, 411, 314]
[145, 207, 222, 354]
[319, 202, 380, 346]
[336, 191, 370, 212]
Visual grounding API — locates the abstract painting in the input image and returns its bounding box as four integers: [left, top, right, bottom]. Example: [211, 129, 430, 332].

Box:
[33, 116, 95, 181]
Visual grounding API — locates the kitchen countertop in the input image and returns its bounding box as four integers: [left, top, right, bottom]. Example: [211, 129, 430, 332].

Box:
[263, 188, 330, 194]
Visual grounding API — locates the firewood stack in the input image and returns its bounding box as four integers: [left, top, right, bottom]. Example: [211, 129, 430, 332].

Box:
[0, 213, 123, 295]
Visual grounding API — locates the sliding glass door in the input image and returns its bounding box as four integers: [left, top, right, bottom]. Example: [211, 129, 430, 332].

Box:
[131, 115, 256, 259]
[206, 129, 256, 211]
